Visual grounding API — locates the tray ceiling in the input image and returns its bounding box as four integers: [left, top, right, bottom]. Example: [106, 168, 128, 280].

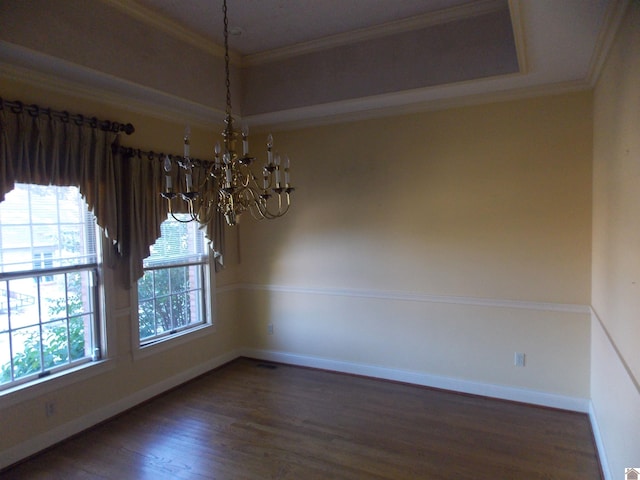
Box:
[0, 0, 625, 127]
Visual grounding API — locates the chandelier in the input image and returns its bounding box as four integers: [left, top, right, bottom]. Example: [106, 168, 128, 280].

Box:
[160, 0, 294, 227]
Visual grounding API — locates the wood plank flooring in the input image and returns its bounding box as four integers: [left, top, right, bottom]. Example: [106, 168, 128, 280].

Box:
[2, 358, 602, 479]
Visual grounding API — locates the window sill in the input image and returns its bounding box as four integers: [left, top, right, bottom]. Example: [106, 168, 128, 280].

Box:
[133, 323, 216, 361]
[0, 358, 115, 409]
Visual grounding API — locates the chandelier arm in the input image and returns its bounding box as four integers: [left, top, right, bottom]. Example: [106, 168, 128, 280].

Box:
[246, 167, 266, 191]
[187, 168, 224, 224]
[238, 186, 268, 220]
[268, 191, 292, 218]
[261, 194, 281, 220]
[169, 209, 196, 223]
[278, 192, 292, 216]
[233, 167, 250, 189]
[187, 197, 199, 222]
[250, 201, 272, 221]
[195, 174, 210, 193]
[242, 170, 252, 188]
[251, 188, 290, 221]
[249, 205, 268, 221]
[192, 199, 212, 224]
[164, 195, 193, 223]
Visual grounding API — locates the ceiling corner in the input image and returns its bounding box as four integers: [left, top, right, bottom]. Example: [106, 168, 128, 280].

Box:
[508, 0, 528, 75]
[585, 0, 632, 87]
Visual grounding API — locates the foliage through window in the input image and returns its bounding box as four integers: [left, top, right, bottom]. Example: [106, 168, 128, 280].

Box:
[138, 214, 210, 345]
[0, 184, 101, 391]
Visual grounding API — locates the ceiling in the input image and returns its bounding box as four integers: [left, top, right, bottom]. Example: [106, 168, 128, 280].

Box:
[0, 0, 628, 128]
[133, 0, 477, 56]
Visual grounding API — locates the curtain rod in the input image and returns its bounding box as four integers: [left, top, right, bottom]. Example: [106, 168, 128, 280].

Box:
[117, 146, 211, 168]
[1, 97, 135, 135]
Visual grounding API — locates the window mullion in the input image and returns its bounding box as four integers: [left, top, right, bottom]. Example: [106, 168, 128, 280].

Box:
[64, 272, 71, 365]
[6, 281, 16, 383]
[91, 268, 101, 361]
[200, 264, 206, 322]
[168, 267, 174, 332]
[36, 276, 46, 376]
[153, 270, 159, 337]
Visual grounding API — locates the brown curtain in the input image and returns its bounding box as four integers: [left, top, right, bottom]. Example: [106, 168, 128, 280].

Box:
[118, 150, 226, 283]
[0, 106, 225, 287]
[0, 106, 120, 236]
[0, 106, 125, 272]
[115, 151, 167, 285]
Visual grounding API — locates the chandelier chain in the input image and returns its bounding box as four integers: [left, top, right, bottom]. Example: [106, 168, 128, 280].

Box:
[223, 0, 232, 120]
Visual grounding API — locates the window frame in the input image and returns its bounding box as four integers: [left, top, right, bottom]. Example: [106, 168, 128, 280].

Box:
[132, 217, 216, 358]
[0, 184, 113, 401]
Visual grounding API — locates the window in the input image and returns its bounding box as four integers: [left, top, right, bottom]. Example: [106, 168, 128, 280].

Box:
[137, 214, 210, 346]
[0, 184, 101, 392]
[33, 252, 54, 282]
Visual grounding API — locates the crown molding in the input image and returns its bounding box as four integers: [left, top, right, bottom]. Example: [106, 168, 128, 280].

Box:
[243, 75, 592, 130]
[586, 0, 631, 87]
[0, 60, 224, 129]
[99, 0, 242, 64]
[243, 0, 507, 67]
[1, 53, 592, 135]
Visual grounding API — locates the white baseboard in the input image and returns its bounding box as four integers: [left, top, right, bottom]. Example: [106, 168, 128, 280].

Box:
[1, 347, 593, 471]
[240, 348, 591, 413]
[0, 349, 240, 471]
[588, 401, 611, 480]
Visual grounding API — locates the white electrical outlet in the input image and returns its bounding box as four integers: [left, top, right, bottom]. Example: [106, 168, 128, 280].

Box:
[514, 352, 526, 367]
[267, 323, 274, 335]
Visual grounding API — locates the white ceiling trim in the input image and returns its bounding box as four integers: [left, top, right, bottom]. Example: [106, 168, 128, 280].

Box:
[0, 54, 590, 134]
[243, 74, 592, 130]
[101, 0, 241, 63]
[243, 0, 507, 66]
[585, 0, 630, 87]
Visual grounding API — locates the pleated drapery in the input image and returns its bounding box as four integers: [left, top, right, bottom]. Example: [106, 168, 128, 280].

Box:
[0, 106, 123, 241]
[119, 149, 226, 279]
[0, 104, 225, 288]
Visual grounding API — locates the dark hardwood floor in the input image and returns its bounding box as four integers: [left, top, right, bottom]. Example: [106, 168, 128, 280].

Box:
[3, 358, 602, 479]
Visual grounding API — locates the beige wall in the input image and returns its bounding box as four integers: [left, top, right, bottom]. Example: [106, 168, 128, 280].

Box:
[0, 77, 242, 467]
[241, 95, 593, 302]
[238, 93, 593, 400]
[591, 2, 640, 476]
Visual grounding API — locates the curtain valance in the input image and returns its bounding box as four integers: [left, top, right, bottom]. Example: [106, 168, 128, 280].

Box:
[0, 100, 224, 288]
[118, 148, 225, 278]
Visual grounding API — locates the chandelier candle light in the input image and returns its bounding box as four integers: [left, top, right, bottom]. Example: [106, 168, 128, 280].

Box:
[160, 0, 294, 227]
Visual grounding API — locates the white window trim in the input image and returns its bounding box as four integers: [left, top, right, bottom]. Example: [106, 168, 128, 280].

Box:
[131, 250, 217, 361]
[0, 358, 115, 409]
[0, 231, 116, 408]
